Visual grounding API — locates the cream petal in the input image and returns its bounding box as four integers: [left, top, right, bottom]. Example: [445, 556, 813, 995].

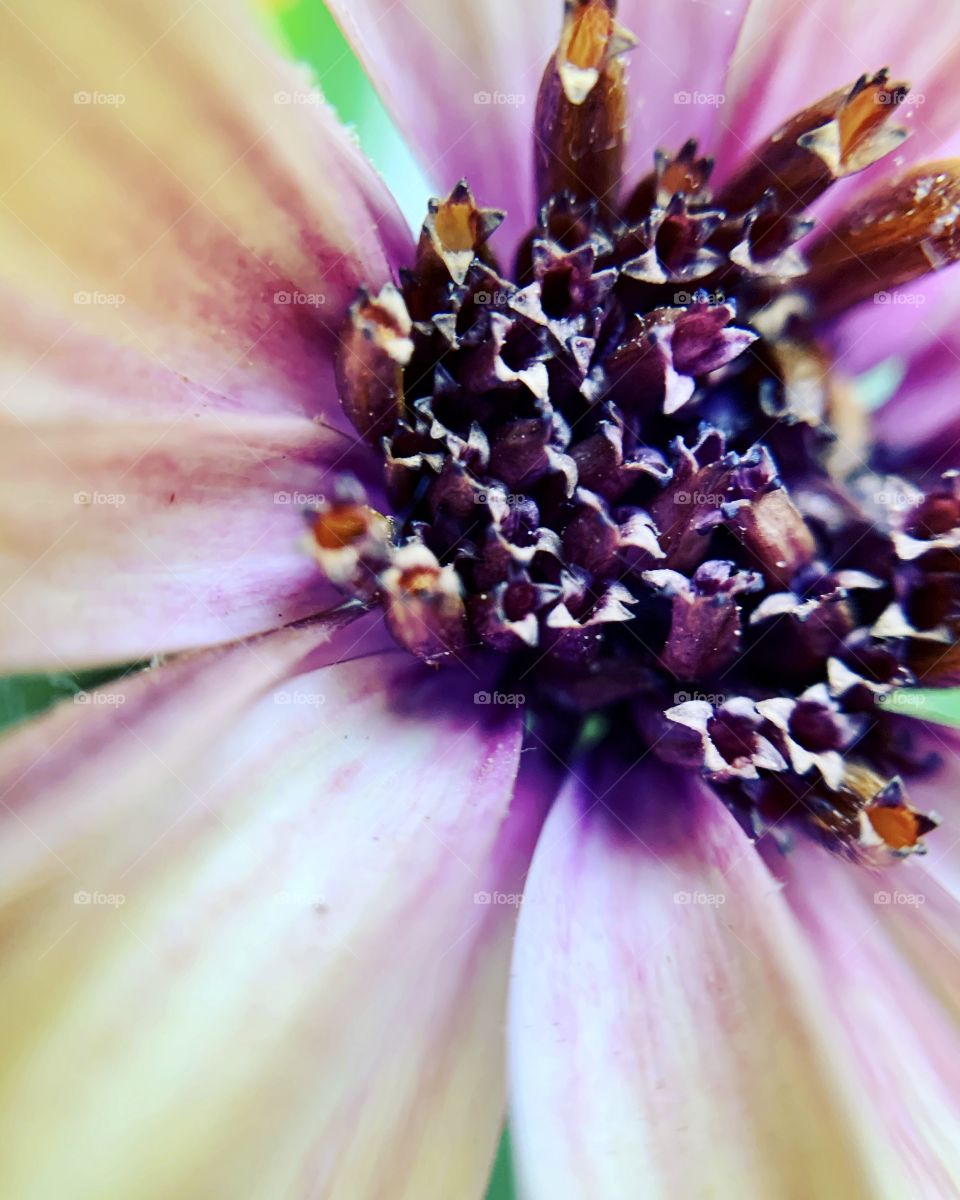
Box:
[767, 839, 960, 1196]
[0, 0, 411, 421]
[880, 865, 960, 1032]
[326, 0, 557, 257]
[0, 300, 384, 669]
[0, 614, 542, 1200]
[863, 722, 960, 1026]
[509, 760, 907, 1200]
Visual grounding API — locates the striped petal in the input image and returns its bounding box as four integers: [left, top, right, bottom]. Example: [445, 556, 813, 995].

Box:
[860, 722, 960, 1027]
[714, 0, 960, 185]
[618, 0, 752, 177]
[509, 759, 907, 1200]
[0, 302, 380, 670]
[0, 0, 415, 668]
[326, 0, 556, 259]
[766, 839, 960, 1196]
[0, 0, 411, 420]
[0, 613, 541, 1200]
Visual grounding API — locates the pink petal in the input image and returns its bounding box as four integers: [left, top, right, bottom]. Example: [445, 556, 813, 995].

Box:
[829, 267, 960, 380]
[509, 759, 901, 1199]
[871, 328, 960, 468]
[0, 614, 544, 1199]
[766, 839, 960, 1195]
[0, 303, 384, 669]
[714, 0, 960, 188]
[326, 0, 557, 257]
[0, 0, 411, 421]
[618, 0, 752, 174]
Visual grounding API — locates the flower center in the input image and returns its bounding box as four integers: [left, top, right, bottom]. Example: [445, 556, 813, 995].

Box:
[309, 0, 960, 862]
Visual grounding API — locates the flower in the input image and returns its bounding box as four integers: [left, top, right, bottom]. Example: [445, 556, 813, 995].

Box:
[2, 0, 960, 1197]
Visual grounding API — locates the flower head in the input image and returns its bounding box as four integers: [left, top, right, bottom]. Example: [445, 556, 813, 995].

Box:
[316, 0, 960, 865]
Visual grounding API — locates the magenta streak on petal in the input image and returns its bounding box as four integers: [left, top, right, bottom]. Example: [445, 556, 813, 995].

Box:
[0, 292, 389, 447]
[0, 422, 347, 669]
[0, 0, 413, 425]
[0, 609, 390, 841]
[764, 839, 960, 1195]
[0, 615, 542, 1199]
[326, 0, 557, 262]
[828, 267, 959, 381]
[0, 287, 392, 669]
[508, 756, 903, 1200]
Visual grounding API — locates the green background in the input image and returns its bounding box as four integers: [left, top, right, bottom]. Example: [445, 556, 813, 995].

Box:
[3, 3, 959, 1198]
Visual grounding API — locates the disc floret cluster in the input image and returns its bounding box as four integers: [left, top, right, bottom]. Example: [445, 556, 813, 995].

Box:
[308, 0, 960, 861]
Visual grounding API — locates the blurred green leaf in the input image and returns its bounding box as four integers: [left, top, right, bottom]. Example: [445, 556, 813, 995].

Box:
[486, 1128, 517, 1200]
[884, 689, 960, 727]
[0, 666, 140, 735]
